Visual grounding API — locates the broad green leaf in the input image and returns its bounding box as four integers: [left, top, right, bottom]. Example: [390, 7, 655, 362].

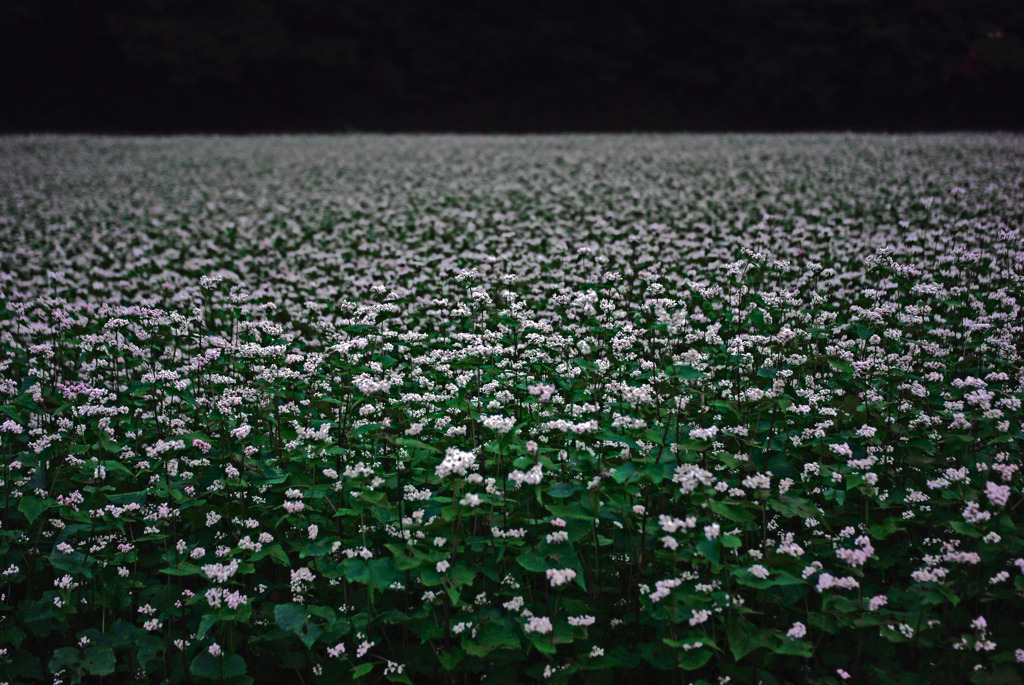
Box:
[18, 495, 48, 524]
[81, 646, 116, 676]
[274, 603, 308, 635]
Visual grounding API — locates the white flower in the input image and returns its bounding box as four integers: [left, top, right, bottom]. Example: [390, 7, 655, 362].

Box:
[524, 616, 553, 634]
[545, 568, 577, 587]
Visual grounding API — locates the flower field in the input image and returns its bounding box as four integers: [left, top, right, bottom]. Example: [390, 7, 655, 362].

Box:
[1, 133, 1023, 684]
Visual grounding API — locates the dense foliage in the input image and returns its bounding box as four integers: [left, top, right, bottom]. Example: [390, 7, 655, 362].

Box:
[1, 134, 1023, 684]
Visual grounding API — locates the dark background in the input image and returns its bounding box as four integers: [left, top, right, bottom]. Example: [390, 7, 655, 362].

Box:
[2, 0, 1022, 133]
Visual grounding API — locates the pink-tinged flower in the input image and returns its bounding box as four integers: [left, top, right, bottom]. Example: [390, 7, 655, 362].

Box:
[209, 643, 222, 658]
[786, 622, 807, 639]
[749, 564, 770, 579]
[524, 616, 553, 634]
[836, 668, 851, 680]
[868, 594, 887, 611]
[327, 643, 346, 658]
[985, 481, 1011, 507]
[546, 568, 577, 587]
[229, 424, 251, 440]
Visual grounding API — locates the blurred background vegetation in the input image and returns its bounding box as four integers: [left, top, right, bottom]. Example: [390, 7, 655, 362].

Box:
[1, 0, 1022, 132]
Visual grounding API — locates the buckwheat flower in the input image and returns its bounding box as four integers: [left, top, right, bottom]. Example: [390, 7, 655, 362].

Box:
[546, 568, 577, 587]
[690, 426, 719, 441]
[308, 524, 318, 540]
[283, 500, 305, 514]
[856, 425, 877, 438]
[230, 425, 251, 440]
[1016, 648, 1024, 663]
[868, 595, 888, 611]
[590, 646, 604, 658]
[524, 616, 553, 634]
[649, 578, 681, 603]
[661, 535, 679, 550]
[688, 609, 711, 626]
[787, 622, 807, 639]
[528, 383, 555, 403]
[226, 591, 247, 609]
[568, 615, 596, 627]
[481, 414, 516, 434]
[816, 573, 859, 592]
[436, 447, 477, 479]
[742, 472, 772, 490]
[327, 643, 346, 658]
[963, 501, 991, 524]
[436, 559, 450, 573]
[342, 636, 369, 658]
[985, 481, 1010, 507]
[704, 524, 720, 540]
[525, 440, 539, 455]
[546, 530, 569, 544]
[836, 668, 851, 680]
[209, 643, 222, 658]
[459, 493, 482, 507]
[749, 564, 770, 580]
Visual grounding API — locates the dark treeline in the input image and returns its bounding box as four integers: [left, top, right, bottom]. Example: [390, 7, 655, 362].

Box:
[2, 0, 1023, 133]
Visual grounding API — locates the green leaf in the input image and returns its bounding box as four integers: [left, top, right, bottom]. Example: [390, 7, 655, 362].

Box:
[674, 365, 705, 380]
[197, 613, 218, 640]
[516, 550, 549, 573]
[709, 500, 756, 524]
[463, 618, 520, 657]
[676, 645, 714, 670]
[395, 438, 440, 453]
[727, 618, 777, 662]
[274, 603, 308, 635]
[18, 495, 48, 524]
[352, 662, 374, 679]
[722, 535, 743, 548]
[48, 646, 80, 675]
[544, 502, 597, 521]
[190, 653, 220, 679]
[828, 358, 855, 374]
[437, 651, 463, 671]
[639, 640, 676, 670]
[81, 646, 116, 676]
[367, 557, 402, 592]
[697, 538, 720, 565]
[611, 461, 639, 484]
[775, 639, 813, 658]
[547, 482, 580, 498]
